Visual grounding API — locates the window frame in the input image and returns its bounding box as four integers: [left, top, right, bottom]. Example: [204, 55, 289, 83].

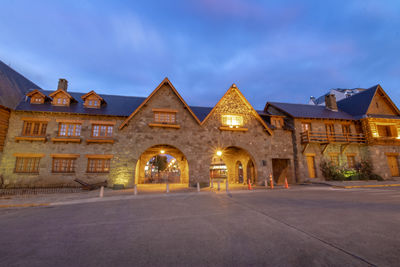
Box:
[14, 157, 41, 173]
[58, 123, 82, 137]
[52, 157, 77, 173]
[154, 111, 177, 124]
[22, 121, 48, 137]
[87, 158, 111, 173]
[91, 124, 113, 138]
[221, 114, 244, 128]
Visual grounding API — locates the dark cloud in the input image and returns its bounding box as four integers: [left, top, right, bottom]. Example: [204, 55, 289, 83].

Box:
[0, 0, 399, 110]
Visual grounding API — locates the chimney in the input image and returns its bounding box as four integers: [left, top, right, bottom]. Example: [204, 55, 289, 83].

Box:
[325, 94, 338, 111]
[57, 78, 68, 91]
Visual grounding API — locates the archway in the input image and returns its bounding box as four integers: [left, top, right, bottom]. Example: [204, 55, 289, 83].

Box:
[209, 146, 257, 185]
[135, 145, 189, 185]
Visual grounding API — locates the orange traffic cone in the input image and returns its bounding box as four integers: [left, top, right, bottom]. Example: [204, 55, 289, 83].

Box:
[269, 174, 274, 189]
[248, 179, 252, 190]
[284, 177, 289, 189]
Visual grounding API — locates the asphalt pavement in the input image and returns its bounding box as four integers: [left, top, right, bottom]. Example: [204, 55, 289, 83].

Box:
[0, 186, 399, 267]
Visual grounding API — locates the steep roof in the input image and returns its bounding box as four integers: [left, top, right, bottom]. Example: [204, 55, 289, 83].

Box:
[0, 60, 42, 109]
[190, 106, 213, 121]
[336, 85, 379, 116]
[16, 90, 146, 117]
[266, 102, 355, 120]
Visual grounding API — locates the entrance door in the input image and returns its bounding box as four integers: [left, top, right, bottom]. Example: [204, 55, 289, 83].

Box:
[272, 159, 290, 184]
[237, 162, 243, 183]
[247, 161, 255, 184]
[306, 156, 316, 178]
[387, 156, 399, 177]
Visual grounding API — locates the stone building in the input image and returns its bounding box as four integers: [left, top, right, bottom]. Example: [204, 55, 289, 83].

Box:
[0, 68, 399, 188]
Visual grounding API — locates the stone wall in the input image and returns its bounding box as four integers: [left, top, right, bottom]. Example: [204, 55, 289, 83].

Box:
[0, 83, 295, 187]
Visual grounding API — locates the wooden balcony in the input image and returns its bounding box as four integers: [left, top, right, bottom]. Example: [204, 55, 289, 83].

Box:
[301, 131, 366, 144]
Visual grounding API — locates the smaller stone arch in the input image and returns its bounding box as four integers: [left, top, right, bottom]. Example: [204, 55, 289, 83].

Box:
[134, 144, 189, 185]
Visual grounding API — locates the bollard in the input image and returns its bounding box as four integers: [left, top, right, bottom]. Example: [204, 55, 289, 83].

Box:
[166, 183, 170, 193]
[217, 181, 221, 191]
[99, 186, 104, 198]
[211, 180, 214, 188]
[134, 184, 137, 195]
[270, 174, 274, 189]
[197, 182, 200, 192]
[226, 179, 229, 193]
[265, 179, 268, 188]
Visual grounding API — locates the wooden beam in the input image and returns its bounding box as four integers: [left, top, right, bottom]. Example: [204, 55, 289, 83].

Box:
[341, 144, 350, 154]
[320, 144, 329, 154]
[302, 143, 309, 155]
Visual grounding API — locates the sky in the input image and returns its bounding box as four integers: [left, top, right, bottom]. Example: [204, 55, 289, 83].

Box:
[1, 0, 400, 109]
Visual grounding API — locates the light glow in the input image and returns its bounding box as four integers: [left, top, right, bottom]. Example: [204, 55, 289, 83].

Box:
[160, 150, 165, 154]
[216, 150, 222, 156]
[222, 115, 243, 127]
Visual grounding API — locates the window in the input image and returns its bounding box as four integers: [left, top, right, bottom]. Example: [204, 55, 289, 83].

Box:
[154, 112, 176, 124]
[92, 124, 113, 137]
[347, 155, 356, 169]
[301, 122, 311, 132]
[330, 154, 339, 166]
[221, 115, 243, 128]
[52, 158, 76, 173]
[58, 123, 81, 137]
[87, 158, 111, 173]
[22, 121, 47, 136]
[271, 117, 284, 128]
[355, 123, 363, 134]
[15, 157, 41, 173]
[342, 124, 351, 135]
[377, 125, 397, 137]
[85, 99, 100, 108]
[31, 97, 44, 104]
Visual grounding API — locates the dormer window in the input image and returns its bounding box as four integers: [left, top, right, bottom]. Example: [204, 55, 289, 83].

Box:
[50, 90, 73, 106]
[271, 116, 284, 129]
[221, 115, 243, 128]
[26, 89, 47, 104]
[81, 90, 104, 109]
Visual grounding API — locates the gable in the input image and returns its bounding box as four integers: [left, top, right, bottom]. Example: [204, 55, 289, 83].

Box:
[202, 84, 272, 134]
[367, 87, 400, 116]
[119, 78, 201, 129]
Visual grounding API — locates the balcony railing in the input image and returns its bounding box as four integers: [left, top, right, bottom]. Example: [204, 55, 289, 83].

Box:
[301, 131, 366, 144]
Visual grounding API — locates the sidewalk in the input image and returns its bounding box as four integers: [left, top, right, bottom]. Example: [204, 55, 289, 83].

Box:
[307, 178, 400, 188]
[0, 183, 289, 208]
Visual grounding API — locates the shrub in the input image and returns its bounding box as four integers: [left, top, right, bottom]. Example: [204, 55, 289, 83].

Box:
[320, 159, 383, 181]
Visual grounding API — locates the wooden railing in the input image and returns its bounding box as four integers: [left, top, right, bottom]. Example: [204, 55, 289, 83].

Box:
[300, 131, 366, 144]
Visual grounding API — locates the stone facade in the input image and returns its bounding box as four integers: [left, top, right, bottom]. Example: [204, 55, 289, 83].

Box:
[0, 81, 294, 188]
[1, 79, 399, 188]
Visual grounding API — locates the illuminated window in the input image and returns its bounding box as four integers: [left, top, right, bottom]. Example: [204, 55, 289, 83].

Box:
[22, 121, 47, 136]
[52, 158, 76, 173]
[58, 123, 81, 137]
[92, 124, 113, 137]
[301, 122, 311, 132]
[15, 157, 41, 173]
[154, 112, 176, 124]
[87, 158, 111, 173]
[221, 115, 243, 128]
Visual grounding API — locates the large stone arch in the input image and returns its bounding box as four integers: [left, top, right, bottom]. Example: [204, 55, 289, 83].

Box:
[209, 145, 258, 184]
[134, 144, 189, 185]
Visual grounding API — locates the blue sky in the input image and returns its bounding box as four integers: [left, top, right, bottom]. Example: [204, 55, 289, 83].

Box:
[1, 0, 399, 109]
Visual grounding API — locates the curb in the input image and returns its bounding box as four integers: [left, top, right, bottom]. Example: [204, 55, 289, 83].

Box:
[336, 184, 400, 189]
[0, 203, 50, 208]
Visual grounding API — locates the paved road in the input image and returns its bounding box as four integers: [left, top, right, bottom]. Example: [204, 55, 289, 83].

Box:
[0, 186, 399, 267]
